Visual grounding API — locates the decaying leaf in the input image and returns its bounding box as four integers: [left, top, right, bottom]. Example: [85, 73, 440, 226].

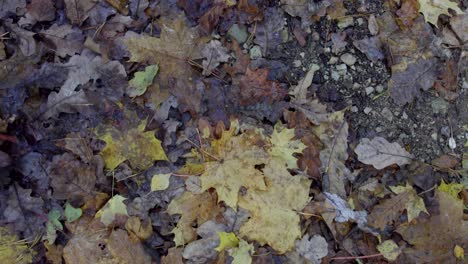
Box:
[355, 137, 413, 169]
[40, 24, 84, 58]
[368, 183, 428, 230]
[125, 216, 152, 240]
[377, 240, 401, 261]
[234, 68, 287, 105]
[98, 117, 168, 170]
[314, 111, 350, 198]
[397, 191, 468, 262]
[201, 40, 230, 76]
[63, 0, 96, 25]
[27, 0, 55, 21]
[107, 229, 152, 263]
[295, 234, 328, 264]
[418, 0, 464, 26]
[167, 191, 221, 246]
[95, 195, 128, 226]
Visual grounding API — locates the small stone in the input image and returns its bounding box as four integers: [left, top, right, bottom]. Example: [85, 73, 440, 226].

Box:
[376, 127, 383, 132]
[337, 17, 354, 29]
[331, 70, 340, 81]
[228, 24, 248, 43]
[353, 83, 361, 89]
[336, 64, 347, 71]
[340, 53, 357, 66]
[440, 126, 450, 137]
[249, 45, 262, 60]
[448, 137, 456, 149]
[324, 47, 330, 53]
[365, 86, 374, 95]
[351, 106, 358, 112]
[357, 18, 364, 25]
[299, 52, 305, 58]
[281, 28, 289, 42]
[402, 111, 408, 119]
[293, 60, 302, 67]
[431, 97, 449, 115]
[431, 133, 438, 141]
[381, 107, 393, 121]
[329, 57, 338, 64]
[375, 85, 384, 93]
[364, 107, 372, 114]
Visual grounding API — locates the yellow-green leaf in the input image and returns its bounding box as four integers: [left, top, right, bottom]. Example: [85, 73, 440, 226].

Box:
[231, 239, 254, 264]
[418, 0, 464, 27]
[128, 65, 158, 97]
[64, 202, 82, 223]
[95, 195, 128, 226]
[269, 123, 306, 169]
[98, 119, 168, 170]
[151, 173, 171, 191]
[390, 183, 429, 223]
[454, 245, 464, 260]
[438, 180, 463, 201]
[215, 232, 239, 252]
[377, 240, 401, 261]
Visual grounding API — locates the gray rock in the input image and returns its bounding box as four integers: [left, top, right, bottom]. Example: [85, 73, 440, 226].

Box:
[375, 85, 384, 93]
[381, 107, 393, 122]
[365, 86, 374, 95]
[331, 70, 340, 81]
[431, 97, 449, 115]
[340, 53, 357, 66]
[364, 107, 372, 114]
[440, 126, 450, 137]
[228, 24, 248, 43]
[431, 133, 438, 141]
[293, 59, 302, 67]
[351, 106, 359, 112]
[249, 45, 262, 60]
[337, 17, 354, 29]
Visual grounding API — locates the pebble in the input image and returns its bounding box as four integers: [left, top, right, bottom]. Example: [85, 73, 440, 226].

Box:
[357, 18, 364, 26]
[364, 107, 372, 114]
[299, 52, 305, 58]
[340, 53, 357, 66]
[337, 17, 354, 29]
[402, 111, 408, 119]
[381, 107, 393, 121]
[365, 86, 374, 95]
[376, 127, 383, 132]
[440, 126, 450, 137]
[375, 85, 384, 93]
[351, 106, 359, 112]
[331, 70, 340, 81]
[336, 64, 347, 71]
[249, 46, 262, 60]
[293, 60, 302, 67]
[431, 133, 438, 141]
[329, 57, 338, 64]
[228, 24, 248, 43]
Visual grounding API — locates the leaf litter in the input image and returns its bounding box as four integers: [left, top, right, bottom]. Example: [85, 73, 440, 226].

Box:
[0, 0, 466, 263]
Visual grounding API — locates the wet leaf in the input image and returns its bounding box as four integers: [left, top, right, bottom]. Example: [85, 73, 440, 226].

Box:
[454, 245, 464, 260]
[355, 137, 414, 169]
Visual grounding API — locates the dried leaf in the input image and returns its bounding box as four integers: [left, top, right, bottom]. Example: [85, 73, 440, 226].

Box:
[377, 240, 401, 261]
[290, 64, 320, 103]
[63, 0, 96, 25]
[295, 234, 328, 264]
[162, 247, 184, 264]
[438, 180, 463, 201]
[167, 191, 221, 246]
[107, 229, 152, 263]
[201, 40, 230, 76]
[230, 239, 254, 264]
[253, 7, 285, 56]
[355, 137, 413, 169]
[418, 0, 464, 26]
[234, 68, 287, 105]
[396, 0, 420, 29]
[151, 173, 171, 191]
[431, 154, 459, 169]
[125, 216, 152, 240]
[27, 0, 55, 21]
[269, 123, 306, 169]
[397, 191, 468, 262]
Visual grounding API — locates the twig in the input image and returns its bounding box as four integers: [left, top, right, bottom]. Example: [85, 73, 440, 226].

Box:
[0, 134, 17, 143]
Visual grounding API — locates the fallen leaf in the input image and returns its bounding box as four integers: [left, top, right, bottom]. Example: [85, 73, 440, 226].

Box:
[200, 121, 268, 209]
[418, 0, 464, 26]
[95, 195, 128, 226]
[46, 209, 63, 244]
[98, 116, 168, 170]
[151, 173, 172, 191]
[234, 68, 287, 105]
[314, 111, 350, 198]
[389, 57, 439, 105]
[454, 245, 464, 260]
[290, 64, 320, 103]
[323, 192, 368, 227]
[239, 160, 311, 253]
[125, 216, 152, 240]
[216, 232, 239, 251]
[230, 239, 254, 264]
[368, 183, 428, 230]
[63, 0, 96, 25]
[64, 202, 82, 223]
[201, 40, 230, 76]
[253, 7, 285, 56]
[450, 14, 468, 42]
[105, 0, 129, 15]
[438, 180, 463, 201]
[107, 229, 152, 263]
[128, 65, 159, 98]
[27, 0, 55, 21]
[377, 240, 401, 261]
[0, 227, 35, 263]
[397, 191, 468, 262]
[295, 234, 328, 264]
[269, 123, 306, 169]
[431, 154, 459, 169]
[433, 60, 459, 101]
[182, 237, 219, 263]
[167, 191, 221, 246]
[162, 247, 184, 264]
[355, 137, 413, 169]
[396, 0, 420, 29]
[280, 0, 316, 29]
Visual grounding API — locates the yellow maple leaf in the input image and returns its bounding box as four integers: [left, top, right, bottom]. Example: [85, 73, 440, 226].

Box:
[167, 191, 221, 246]
[239, 160, 311, 253]
[215, 232, 239, 252]
[98, 116, 167, 170]
[269, 123, 306, 169]
[438, 179, 463, 201]
[418, 0, 464, 27]
[95, 195, 128, 226]
[200, 121, 268, 209]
